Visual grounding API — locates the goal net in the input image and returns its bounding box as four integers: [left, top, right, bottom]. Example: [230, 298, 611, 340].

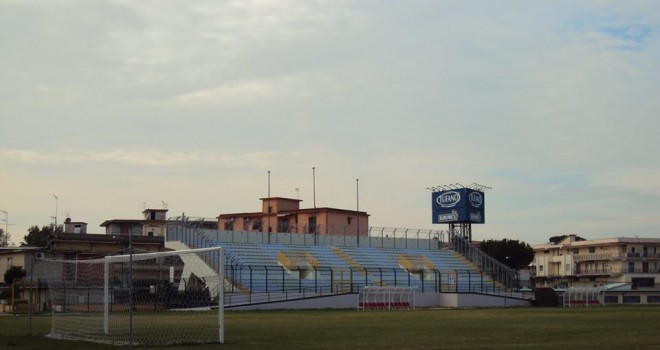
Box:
[34, 247, 224, 346]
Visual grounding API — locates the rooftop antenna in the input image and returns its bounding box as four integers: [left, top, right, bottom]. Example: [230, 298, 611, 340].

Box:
[161, 200, 168, 209]
[295, 187, 300, 199]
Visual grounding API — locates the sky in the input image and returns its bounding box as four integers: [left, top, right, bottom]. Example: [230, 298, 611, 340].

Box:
[1, 0, 659, 246]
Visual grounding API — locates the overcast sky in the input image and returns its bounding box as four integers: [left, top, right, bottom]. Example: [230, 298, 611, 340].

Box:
[1, 0, 659, 246]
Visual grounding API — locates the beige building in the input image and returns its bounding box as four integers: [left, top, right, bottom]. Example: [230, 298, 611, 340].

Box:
[100, 209, 169, 237]
[531, 235, 660, 289]
[217, 197, 369, 236]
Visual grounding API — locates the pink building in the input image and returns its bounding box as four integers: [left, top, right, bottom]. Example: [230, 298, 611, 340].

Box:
[217, 197, 369, 236]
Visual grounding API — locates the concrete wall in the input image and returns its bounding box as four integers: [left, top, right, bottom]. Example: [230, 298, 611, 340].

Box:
[229, 293, 358, 310]
[227, 292, 530, 310]
[439, 293, 530, 308]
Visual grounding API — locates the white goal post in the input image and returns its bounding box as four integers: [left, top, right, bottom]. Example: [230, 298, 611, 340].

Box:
[35, 246, 224, 346]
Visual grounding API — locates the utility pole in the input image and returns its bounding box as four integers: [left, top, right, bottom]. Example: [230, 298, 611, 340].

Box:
[0, 210, 8, 246]
[53, 194, 59, 228]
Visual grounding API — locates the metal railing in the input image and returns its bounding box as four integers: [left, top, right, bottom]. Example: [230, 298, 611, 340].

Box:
[448, 231, 520, 290]
[166, 217, 447, 250]
[573, 253, 614, 261]
[221, 264, 514, 298]
[575, 268, 660, 275]
[574, 253, 660, 260]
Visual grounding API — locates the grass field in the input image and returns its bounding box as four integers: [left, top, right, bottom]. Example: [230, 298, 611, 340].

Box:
[1, 307, 660, 350]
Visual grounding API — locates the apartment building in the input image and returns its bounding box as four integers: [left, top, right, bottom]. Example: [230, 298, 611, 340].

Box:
[531, 235, 660, 290]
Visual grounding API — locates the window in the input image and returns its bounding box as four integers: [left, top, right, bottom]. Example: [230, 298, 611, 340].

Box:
[647, 295, 660, 303]
[347, 217, 352, 225]
[148, 232, 154, 237]
[588, 247, 596, 253]
[308, 216, 317, 234]
[604, 296, 619, 304]
[629, 262, 636, 273]
[632, 277, 655, 289]
[224, 220, 234, 231]
[252, 220, 262, 230]
[539, 265, 544, 272]
[623, 295, 641, 304]
[7, 257, 12, 267]
[565, 264, 571, 272]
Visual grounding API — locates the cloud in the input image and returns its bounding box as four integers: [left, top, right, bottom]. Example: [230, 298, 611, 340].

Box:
[589, 168, 660, 196]
[0, 148, 276, 168]
[2, 1, 660, 245]
[175, 74, 337, 107]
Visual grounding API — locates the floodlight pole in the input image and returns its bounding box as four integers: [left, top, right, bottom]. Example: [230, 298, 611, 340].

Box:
[356, 178, 360, 246]
[267, 170, 271, 243]
[313, 167, 317, 245]
[312, 167, 316, 209]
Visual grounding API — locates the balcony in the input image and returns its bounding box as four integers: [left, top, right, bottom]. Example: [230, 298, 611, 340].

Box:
[573, 268, 612, 276]
[620, 268, 660, 274]
[573, 253, 614, 261]
[574, 268, 660, 275]
[626, 253, 660, 259]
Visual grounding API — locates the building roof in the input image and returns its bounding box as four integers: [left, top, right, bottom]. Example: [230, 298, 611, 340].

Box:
[99, 219, 144, 227]
[217, 211, 263, 219]
[50, 233, 164, 244]
[533, 236, 660, 250]
[259, 197, 302, 202]
[0, 246, 43, 254]
[218, 207, 369, 219]
[142, 208, 168, 213]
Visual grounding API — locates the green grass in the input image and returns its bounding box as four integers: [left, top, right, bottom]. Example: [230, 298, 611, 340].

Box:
[2, 307, 660, 350]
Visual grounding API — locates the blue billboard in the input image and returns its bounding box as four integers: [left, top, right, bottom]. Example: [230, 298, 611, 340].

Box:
[432, 188, 485, 224]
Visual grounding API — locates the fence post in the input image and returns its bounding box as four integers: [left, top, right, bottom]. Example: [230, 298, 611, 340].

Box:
[250, 266, 254, 292]
[264, 265, 268, 293]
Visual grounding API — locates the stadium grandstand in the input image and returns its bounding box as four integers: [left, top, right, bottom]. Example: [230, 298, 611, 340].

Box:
[165, 216, 530, 309]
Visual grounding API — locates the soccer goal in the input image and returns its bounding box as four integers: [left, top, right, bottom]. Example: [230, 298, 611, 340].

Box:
[357, 286, 415, 311]
[35, 247, 224, 346]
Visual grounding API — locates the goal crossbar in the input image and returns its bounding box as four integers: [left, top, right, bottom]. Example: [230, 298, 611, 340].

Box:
[36, 246, 225, 346]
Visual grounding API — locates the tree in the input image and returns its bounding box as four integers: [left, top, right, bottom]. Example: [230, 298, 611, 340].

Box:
[21, 224, 62, 247]
[479, 239, 535, 270]
[549, 235, 586, 244]
[3, 265, 26, 285]
[0, 228, 9, 247]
